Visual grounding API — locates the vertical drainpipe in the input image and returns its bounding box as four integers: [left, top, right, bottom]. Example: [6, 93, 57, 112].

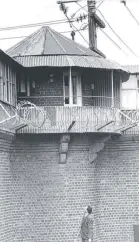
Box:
[69, 67, 73, 105]
[111, 70, 114, 107]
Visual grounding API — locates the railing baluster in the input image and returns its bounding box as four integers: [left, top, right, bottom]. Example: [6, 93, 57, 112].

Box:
[15, 96, 139, 134]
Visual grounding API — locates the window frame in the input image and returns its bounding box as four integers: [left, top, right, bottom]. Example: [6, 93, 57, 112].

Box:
[18, 75, 31, 97]
[0, 62, 16, 106]
[63, 71, 82, 107]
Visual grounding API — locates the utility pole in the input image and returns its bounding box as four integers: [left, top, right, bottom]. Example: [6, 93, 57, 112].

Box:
[87, 0, 105, 52]
[57, 0, 106, 56]
[87, 0, 96, 50]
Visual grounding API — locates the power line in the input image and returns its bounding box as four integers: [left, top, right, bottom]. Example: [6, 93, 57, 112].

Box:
[121, 2, 139, 26]
[71, 4, 87, 19]
[76, 0, 104, 14]
[76, 2, 87, 10]
[0, 28, 89, 41]
[0, 1, 101, 32]
[74, 23, 130, 57]
[0, 26, 129, 57]
[97, 9, 139, 57]
[76, 1, 105, 13]
[0, 18, 78, 32]
[0, 0, 134, 58]
[99, 28, 129, 56]
[0, 28, 87, 41]
[97, 0, 104, 8]
[71, 22, 89, 44]
[58, 1, 89, 43]
[0, 36, 27, 41]
[73, 1, 138, 57]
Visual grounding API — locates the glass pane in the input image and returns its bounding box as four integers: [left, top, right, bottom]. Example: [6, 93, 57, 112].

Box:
[6, 65, 9, 80]
[72, 76, 77, 104]
[12, 84, 15, 105]
[3, 81, 5, 101]
[64, 75, 69, 104]
[4, 81, 7, 102]
[10, 83, 12, 103]
[0, 78, 3, 101]
[7, 81, 9, 102]
[20, 78, 26, 93]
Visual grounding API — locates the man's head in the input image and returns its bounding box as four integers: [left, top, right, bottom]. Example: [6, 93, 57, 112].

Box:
[87, 205, 92, 214]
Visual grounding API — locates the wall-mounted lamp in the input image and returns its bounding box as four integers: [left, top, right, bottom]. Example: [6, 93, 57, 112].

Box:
[48, 74, 54, 83]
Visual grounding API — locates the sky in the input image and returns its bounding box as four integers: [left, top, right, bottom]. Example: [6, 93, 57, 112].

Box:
[0, 0, 139, 65]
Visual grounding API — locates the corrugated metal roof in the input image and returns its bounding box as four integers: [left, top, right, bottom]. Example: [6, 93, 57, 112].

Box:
[7, 26, 99, 57]
[14, 55, 128, 71]
[123, 65, 139, 74]
[6, 26, 129, 72]
[0, 49, 22, 67]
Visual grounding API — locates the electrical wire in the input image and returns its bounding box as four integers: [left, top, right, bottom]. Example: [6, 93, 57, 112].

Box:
[97, 9, 139, 57]
[76, 2, 87, 11]
[72, 1, 137, 57]
[0, 18, 77, 32]
[0, 0, 134, 58]
[70, 22, 89, 44]
[0, 36, 27, 41]
[71, 4, 87, 19]
[59, 2, 89, 44]
[77, 24, 129, 57]
[0, 26, 130, 57]
[99, 28, 129, 56]
[76, 0, 104, 14]
[0, 27, 89, 41]
[0, 26, 122, 41]
[123, 3, 139, 26]
[97, 0, 104, 8]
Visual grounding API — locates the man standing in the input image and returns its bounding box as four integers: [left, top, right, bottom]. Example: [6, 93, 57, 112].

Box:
[80, 205, 93, 242]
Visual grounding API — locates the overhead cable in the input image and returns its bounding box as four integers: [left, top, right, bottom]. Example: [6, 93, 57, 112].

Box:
[71, 4, 87, 19]
[97, 0, 104, 8]
[0, 28, 89, 41]
[99, 28, 129, 56]
[122, 3, 139, 26]
[59, 1, 89, 44]
[0, 18, 77, 32]
[0, 27, 129, 57]
[70, 22, 89, 44]
[73, 1, 137, 57]
[97, 9, 139, 57]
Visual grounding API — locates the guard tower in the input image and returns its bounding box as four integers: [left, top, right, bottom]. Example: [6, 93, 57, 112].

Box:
[5, 27, 135, 162]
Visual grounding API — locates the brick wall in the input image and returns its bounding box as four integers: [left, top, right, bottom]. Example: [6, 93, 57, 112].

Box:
[1, 132, 139, 242]
[18, 68, 64, 106]
[0, 131, 15, 242]
[93, 135, 139, 242]
[9, 134, 95, 242]
[18, 68, 120, 108]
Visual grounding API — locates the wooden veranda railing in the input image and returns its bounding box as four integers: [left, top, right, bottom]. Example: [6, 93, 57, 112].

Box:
[16, 106, 137, 134]
[0, 97, 139, 134]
